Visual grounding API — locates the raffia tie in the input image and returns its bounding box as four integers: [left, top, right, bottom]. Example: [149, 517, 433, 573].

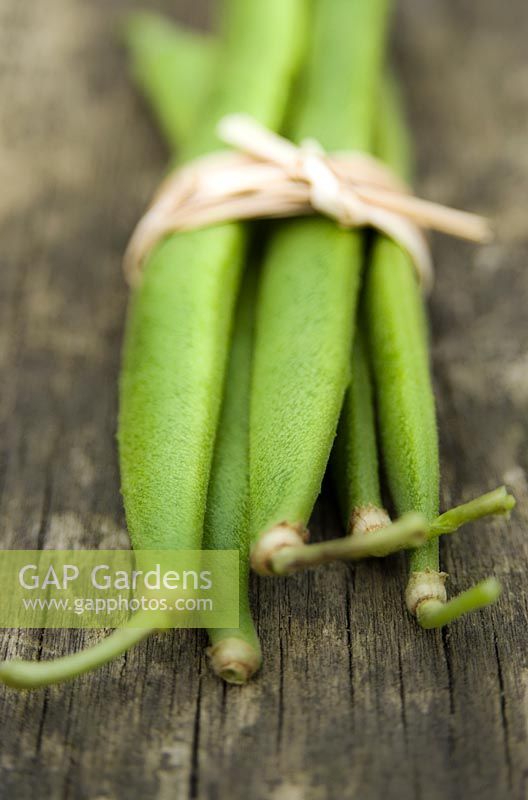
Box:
[123, 113, 492, 291]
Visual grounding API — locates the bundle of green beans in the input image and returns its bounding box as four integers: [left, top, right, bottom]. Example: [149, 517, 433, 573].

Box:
[0, 0, 514, 691]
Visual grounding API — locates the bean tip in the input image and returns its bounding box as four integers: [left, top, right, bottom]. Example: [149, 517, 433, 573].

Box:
[250, 523, 307, 576]
[0, 661, 43, 691]
[207, 638, 261, 685]
[416, 576, 502, 629]
[349, 505, 392, 536]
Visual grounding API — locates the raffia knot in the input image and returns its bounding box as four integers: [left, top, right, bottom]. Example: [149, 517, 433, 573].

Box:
[124, 113, 492, 290]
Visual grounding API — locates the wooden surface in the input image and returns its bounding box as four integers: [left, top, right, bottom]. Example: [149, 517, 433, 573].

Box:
[0, 1, 527, 798]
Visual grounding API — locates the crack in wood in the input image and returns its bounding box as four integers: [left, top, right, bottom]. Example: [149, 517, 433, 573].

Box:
[189, 677, 203, 800]
[494, 631, 513, 791]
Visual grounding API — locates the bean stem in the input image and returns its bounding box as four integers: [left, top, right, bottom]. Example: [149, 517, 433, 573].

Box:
[430, 486, 515, 537]
[417, 579, 502, 629]
[269, 512, 426, 576]
[126, 14, 264, 682]
[268, 484, 515, 576]
[0, 615, 158, 690]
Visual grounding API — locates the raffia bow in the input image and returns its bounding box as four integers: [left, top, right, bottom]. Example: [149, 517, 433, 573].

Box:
[124, 113, 492, 291]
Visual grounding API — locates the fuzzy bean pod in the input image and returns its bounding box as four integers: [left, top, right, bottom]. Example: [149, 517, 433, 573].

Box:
[119, 0, 306, 554]
[124, 12, 217, 151]
[204, 268, 261, 683]
[250, 0, 391, 574]
[332, 323, 391, 535]
[365, 80, 440, 598]
[365, 235, 438, 552]
[366, 81, 509, 625]
[125, 15, 263, 681]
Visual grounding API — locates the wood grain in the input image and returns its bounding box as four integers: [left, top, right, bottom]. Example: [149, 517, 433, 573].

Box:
[0, 1, 527, 798]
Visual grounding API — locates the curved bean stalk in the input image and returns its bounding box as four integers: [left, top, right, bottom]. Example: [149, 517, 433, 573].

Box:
[365, 80, 514, 627]
[269, 512, 427, 575]
[250, 0, 391, 575]
[268, 486, 515, 577]
[415, 579, 502, 629]
[0, 616, 158, 690]
[0, 0, 305, 690]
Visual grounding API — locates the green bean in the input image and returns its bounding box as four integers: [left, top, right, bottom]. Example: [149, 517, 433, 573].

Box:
[250, 0, 390, 575]
[204, 267, 261, 684]
[126, 15, 263, 682]
[124, 12, 216, 151]
[365, 80, 509, 626]
[332, 321, 391, 535]
[120, 0, 306, 556]
[0, 0, 305, 690]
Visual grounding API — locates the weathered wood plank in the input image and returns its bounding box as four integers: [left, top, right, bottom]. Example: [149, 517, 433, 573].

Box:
[0, 1, 527, 799]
